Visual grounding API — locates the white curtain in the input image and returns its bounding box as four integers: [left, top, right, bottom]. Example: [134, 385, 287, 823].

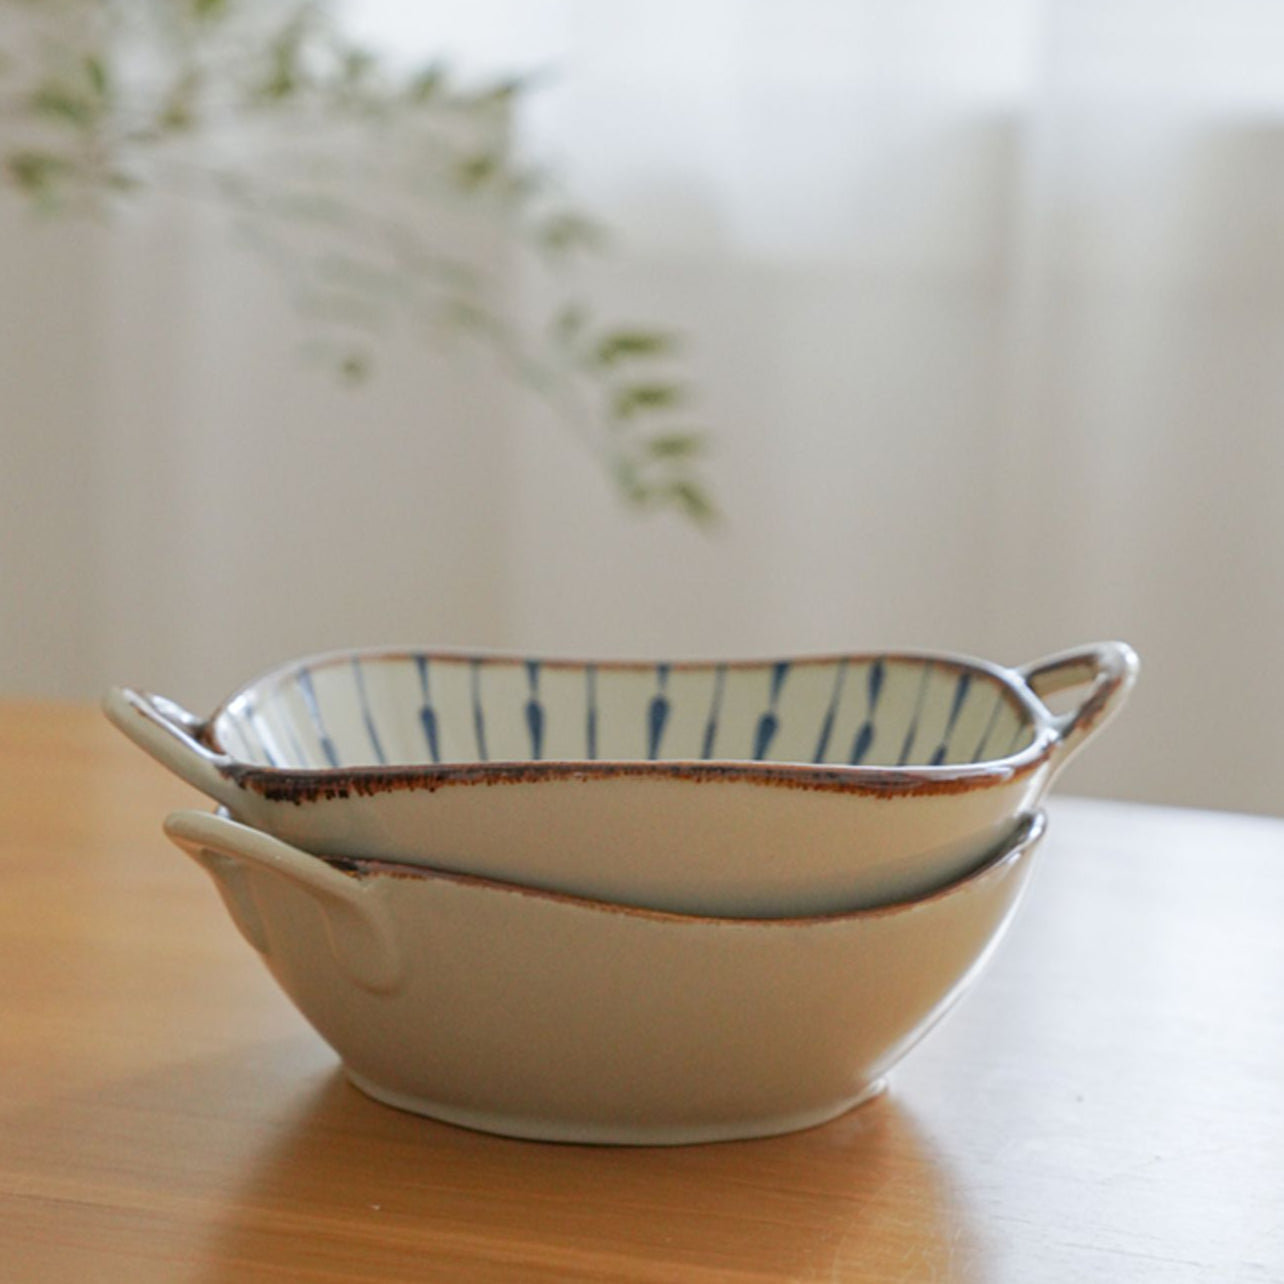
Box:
[5, 0, 1283, 816]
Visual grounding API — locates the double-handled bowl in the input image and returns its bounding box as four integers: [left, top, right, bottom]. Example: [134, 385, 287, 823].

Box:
[109, 641, 1135, 915]
[164, 808, 1047, 1145]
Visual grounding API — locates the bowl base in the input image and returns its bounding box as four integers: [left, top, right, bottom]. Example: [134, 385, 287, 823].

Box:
[343, 1070, 888, 1146]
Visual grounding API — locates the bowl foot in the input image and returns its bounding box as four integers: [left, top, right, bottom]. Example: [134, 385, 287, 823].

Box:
[342, 1070, 888, 1146]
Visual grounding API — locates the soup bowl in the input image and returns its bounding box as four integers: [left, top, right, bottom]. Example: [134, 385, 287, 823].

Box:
[111, 641, 1132, 915]
[164, 808, 1047, 1145]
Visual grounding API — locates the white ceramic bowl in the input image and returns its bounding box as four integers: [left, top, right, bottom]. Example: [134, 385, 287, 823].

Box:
[164, 808, 1047, 1145]
[111, 642, 1133, 916]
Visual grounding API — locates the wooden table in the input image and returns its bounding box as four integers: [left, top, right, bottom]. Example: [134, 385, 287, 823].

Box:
[2, 702, 1281, 1282]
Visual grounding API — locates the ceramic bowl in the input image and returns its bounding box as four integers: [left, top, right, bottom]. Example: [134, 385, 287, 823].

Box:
[110, 642, 1132, 916]
[164, 808, 1047, 1145]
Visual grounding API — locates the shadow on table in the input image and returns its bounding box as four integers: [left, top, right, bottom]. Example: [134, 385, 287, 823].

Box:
[186, 1055, 988, 1283]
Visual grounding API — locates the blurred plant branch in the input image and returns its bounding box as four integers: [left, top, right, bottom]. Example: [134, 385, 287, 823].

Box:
[0, 0, 715, 523]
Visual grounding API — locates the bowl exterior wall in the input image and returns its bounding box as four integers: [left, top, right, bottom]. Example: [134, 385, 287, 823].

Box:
[228, 765, 1051, 916]
[213, 834, 1039, 1144]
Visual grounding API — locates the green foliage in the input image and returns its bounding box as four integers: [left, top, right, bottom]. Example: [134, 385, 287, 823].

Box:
[612, 383, 685, 420]
[0, 0, 715, 524]
[6, 148, 74, 203]
[191, 0, 230, 21]
[593, 329, 676, 364]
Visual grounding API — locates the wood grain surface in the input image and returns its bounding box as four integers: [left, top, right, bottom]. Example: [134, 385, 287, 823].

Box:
[1, 702, 1280, 1282]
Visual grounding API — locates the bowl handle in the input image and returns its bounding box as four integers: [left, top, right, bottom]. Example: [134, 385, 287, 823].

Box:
[1017, 641, 1139, 771]
[103, 687, 243, 811]
[164, 809, 405, 995]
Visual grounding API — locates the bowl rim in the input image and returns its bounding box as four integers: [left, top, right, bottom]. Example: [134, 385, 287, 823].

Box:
[199, 643, 1068, 801]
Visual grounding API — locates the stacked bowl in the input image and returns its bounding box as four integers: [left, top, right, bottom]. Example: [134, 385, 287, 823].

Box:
[107, 640, 1137, 1145]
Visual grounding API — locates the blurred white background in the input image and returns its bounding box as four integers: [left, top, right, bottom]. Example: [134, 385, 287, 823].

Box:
[3, 0, 1282, 815]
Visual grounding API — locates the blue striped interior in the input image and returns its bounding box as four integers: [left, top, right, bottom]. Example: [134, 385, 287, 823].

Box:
[896, 661, 933, 767]
[219, 655, 1039, 771]
[470, 659, 488, 761]
[849, 658, 884, 765]
[280, 714, 310, 770]
[811, 659, 847, 763]
[585, 665, 599, 759]
[243, 698, 279, 767]
[1004, 718, 1029, 755]
[647, 664, 671, 760]
[752, 661, 790, 759]
[930, 672, 971, 766]
[524, 660, 545, 760]
[972, 687, 1006, 761]
[351, 659, 387, 766]
[701, 664, 727, 760]
[296, 667, 340, 767]
[414, 655, 441, 764]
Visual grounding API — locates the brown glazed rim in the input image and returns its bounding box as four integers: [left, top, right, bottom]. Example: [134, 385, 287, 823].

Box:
[315, 809, 1048, 925]
[203, 645, 1073, 803]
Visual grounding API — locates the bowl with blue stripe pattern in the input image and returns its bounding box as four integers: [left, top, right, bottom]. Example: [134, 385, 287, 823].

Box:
[105, 642, 1135, 916]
